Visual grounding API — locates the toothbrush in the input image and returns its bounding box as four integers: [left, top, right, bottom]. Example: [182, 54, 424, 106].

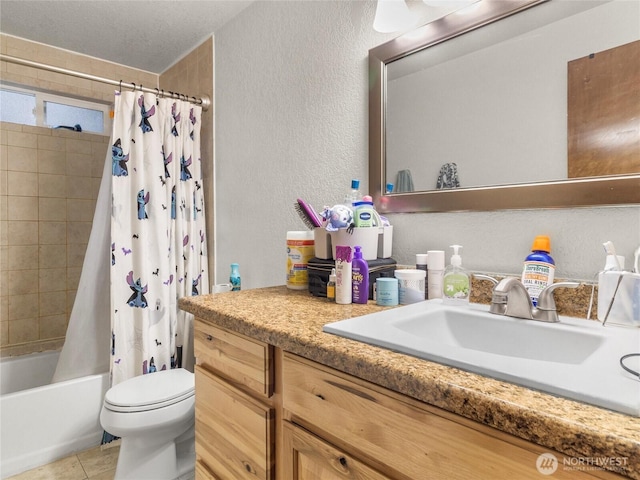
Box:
[602, 241, 622, 270]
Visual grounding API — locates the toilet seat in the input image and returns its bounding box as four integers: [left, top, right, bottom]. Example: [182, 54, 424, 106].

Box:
[104, 368, 194, 413]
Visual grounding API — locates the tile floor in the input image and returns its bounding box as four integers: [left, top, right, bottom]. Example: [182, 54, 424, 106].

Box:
[6, 442, 120, 480]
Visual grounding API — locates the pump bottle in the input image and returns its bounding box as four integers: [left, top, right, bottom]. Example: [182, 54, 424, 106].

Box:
[442, 245, 470, 306]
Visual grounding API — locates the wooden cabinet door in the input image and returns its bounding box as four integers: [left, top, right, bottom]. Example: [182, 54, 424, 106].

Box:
[282, 421, 391, 480]
[195, 366, 275, 480]
[283, 354, 622, 480]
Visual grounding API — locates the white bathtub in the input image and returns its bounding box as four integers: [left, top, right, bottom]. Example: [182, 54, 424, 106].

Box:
[0, 351, 110, 478]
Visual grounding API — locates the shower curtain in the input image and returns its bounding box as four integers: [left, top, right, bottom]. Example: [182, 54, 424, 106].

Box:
[54, 90, 208, 386]
[110, 91, 208, 385]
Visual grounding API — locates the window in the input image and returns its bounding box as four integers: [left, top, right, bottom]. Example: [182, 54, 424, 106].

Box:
[0, 84, 111, 134]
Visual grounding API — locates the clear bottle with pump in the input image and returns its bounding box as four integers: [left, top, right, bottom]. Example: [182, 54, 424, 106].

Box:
[442, 245, 470, 305]
[351, 246, 369, 304]
[230, 263, 241, 291]
[327, 268, 336, 302]
[521, 235, 554, 307]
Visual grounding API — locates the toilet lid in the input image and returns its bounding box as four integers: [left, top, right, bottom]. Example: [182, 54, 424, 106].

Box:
[104, 368, 194, 412]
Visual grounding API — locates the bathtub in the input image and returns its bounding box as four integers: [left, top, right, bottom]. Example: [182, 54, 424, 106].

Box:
[0, 350, 110, 478]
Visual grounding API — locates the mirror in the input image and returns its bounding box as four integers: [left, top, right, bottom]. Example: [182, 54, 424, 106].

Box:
[369, 0, 640, 213]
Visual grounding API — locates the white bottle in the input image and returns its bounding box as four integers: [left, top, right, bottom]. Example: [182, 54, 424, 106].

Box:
[442, 245, 470, 306]
[427, 250, 444, 299]
[416, 253, 428, 300]
[335, 246, 353, 304]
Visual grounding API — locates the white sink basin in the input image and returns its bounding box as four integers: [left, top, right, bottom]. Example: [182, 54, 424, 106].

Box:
[323, 300, 640, 416]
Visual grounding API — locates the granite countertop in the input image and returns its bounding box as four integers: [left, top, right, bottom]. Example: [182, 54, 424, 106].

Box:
[179, 286, 640, 478]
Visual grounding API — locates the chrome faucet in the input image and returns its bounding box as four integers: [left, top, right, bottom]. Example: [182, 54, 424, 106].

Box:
[489, 277, 579, 323]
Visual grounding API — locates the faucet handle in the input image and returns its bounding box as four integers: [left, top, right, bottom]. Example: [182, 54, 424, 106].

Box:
[537, 281, 580, 311]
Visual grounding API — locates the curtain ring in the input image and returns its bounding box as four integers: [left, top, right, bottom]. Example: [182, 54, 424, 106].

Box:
[161, 89, 165, 98]
[119, 80, 122, 93]
[131, 82, 136, 92]
[139, 84, 143, 92]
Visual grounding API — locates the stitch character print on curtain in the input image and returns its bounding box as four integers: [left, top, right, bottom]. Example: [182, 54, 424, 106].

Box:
[110, 90, 208, 386]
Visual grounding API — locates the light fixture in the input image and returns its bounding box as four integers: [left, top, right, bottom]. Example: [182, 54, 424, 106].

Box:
[373, 0, 416, 33]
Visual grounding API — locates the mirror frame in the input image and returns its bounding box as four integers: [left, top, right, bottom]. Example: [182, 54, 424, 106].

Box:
[369, 0, 640, 213]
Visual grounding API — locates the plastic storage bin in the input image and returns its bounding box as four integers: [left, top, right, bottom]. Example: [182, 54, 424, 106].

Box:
[308, 257, 396, 300]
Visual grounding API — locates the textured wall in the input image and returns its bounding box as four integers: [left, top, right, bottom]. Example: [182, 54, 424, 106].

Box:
[215, 1, 639, 288]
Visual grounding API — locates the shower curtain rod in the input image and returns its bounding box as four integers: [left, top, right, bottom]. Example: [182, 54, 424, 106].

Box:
[0, 54, 211, 111]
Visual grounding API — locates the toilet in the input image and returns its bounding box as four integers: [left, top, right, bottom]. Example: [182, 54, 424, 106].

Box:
[100, 368, 196, 480]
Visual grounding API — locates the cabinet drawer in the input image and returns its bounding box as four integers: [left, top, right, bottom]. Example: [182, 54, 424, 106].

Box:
[194, 320, 273, 397]
[283, 354, 606, 480]
[195, 366, 275, 480]
[282, 421, 392, 480]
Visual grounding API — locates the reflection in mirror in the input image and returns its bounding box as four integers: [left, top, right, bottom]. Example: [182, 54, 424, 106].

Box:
[369, 0, 640, 212]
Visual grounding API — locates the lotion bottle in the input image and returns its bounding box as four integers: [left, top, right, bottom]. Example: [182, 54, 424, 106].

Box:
[351, 246, 369, 304]
[335, 246, 352, 304]
[442, 245, 470, 305]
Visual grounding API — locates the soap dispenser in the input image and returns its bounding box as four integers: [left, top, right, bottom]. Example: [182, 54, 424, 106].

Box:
[442, 245, 470, 306]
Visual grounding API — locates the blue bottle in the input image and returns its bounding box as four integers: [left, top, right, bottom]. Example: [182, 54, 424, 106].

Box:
[351, 246, 369, 304]
[230, 263, 241, 291]
[521, 236, 555, 307]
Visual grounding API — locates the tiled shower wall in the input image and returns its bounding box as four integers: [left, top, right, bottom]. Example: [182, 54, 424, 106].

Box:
[0, 34, 159, 356]
[160, 37, 214, 287]
[0, 123, 108, 355]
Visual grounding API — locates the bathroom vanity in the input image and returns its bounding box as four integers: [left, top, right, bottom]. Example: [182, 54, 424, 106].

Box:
[180, 286, 639, 479]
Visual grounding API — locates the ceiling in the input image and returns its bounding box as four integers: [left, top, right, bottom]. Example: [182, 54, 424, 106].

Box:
[0, 1, 254, 73]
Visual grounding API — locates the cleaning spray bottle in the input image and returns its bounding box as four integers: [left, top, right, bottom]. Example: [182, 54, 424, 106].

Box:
[442, 245, 470, 306]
